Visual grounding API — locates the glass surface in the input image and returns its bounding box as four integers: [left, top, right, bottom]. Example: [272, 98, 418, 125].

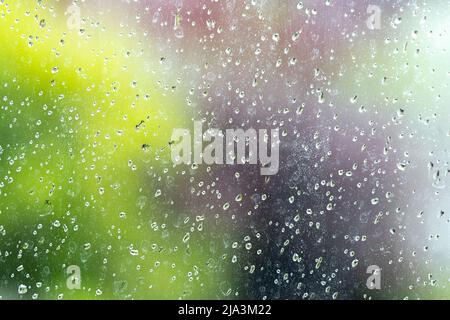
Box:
[0, 0, 449, 300]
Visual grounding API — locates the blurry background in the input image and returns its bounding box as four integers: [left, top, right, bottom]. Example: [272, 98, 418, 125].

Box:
[0, 0, 449, 299]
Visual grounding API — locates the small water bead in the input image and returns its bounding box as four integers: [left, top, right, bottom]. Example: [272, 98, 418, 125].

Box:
[18, 284, 28, 294]
[292, 30, 302, 42]
[272, 33, 280, 42]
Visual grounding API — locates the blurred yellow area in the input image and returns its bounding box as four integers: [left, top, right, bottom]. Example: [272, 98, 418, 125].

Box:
[0, 0, 230, 299]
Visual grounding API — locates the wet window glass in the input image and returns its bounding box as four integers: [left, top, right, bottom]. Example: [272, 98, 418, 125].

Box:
[0, 0, 449, 301]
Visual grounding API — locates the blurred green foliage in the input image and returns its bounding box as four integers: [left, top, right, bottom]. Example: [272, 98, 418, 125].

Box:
[0, 0, 231, 299]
